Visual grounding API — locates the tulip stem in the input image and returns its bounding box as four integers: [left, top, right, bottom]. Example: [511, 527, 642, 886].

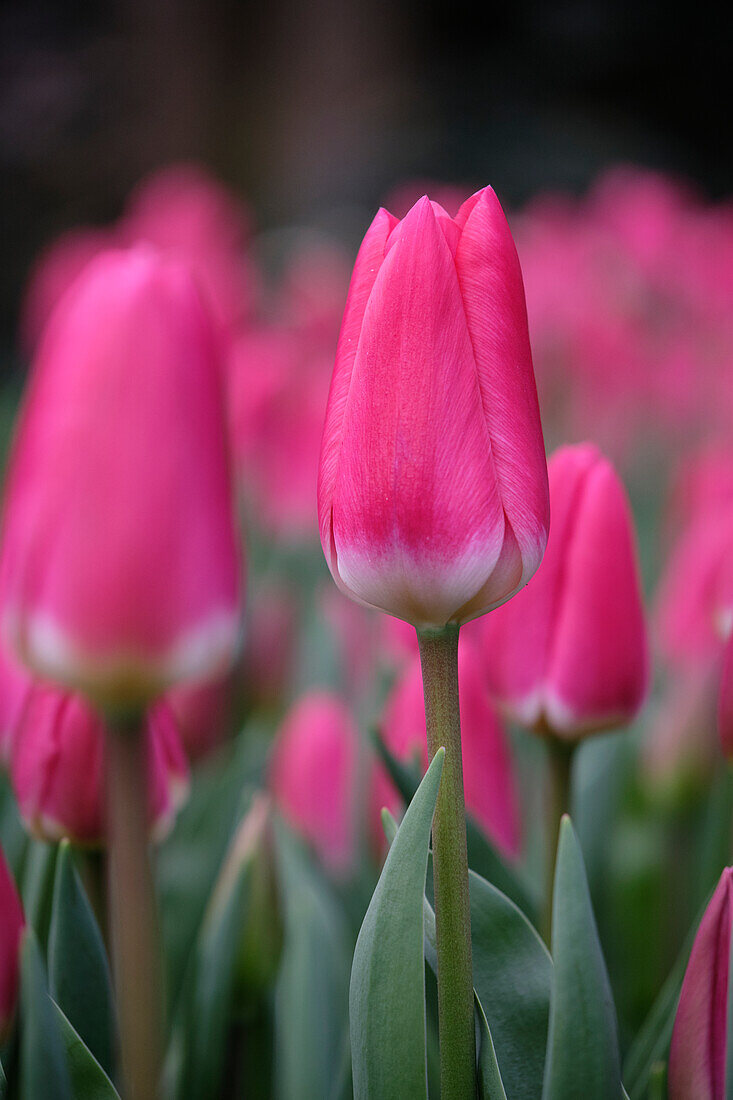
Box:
[543, 734, 574, 944]
[105, 715, 163, 1100]
[417, 625, 475, 1100]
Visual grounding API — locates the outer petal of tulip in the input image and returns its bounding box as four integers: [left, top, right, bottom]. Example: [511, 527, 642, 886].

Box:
[269, 692, 357, 875]
[380, 638, 520, 857]
[0, 843, 24, 1044]
[0, 646, 33, 766]
[668, 867, 733, 1099]
[10, 684, 189, 845]
[0, 247, 243, 707]
[482, 443, 648, 738]
[319, 192, 548, 628]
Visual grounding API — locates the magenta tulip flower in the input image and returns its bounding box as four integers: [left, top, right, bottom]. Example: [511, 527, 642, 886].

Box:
[481, 443, 648, 738]
[0, 246, 243, 708]
[318, 188, 549, 628]
[380, 638, 520, 857]
[0, 844, 24, 1044]
[10, 683, 188, 845]
[668, 867, 733, 1099]
[0, 646, 32, 766]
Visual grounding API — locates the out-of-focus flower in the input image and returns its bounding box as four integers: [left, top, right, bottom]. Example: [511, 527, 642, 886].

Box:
[0, 646, 32, 766]
[719, 633, 733, 760]
[11, 685, 188, 845]
[641, 667, 719, 801]
[0, 247, 243, 708]
[269, 691, 391, 875]
[165, 676, 232, 761]
[319, 585, 380, 695]
[120, 163, 257, 344]
[240, 581, 297, 708]
[380, 638, 520, 857]
[0, 843, 24, 1044]
[668, 866, 733, 1099]
[275, 234, 349, 344]
[482, 444, 648, 739]
[19, 226, 118, 355]
[318, 189, 549, 628]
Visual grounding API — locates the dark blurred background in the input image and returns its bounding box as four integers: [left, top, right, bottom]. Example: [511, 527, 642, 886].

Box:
[0, 0, 728, 358]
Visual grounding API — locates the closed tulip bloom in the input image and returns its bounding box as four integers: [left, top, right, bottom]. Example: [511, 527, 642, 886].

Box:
[380, 639, 520, 857]
[318, 189, 549, 628]
[0, 247, 242, 707]
[482, 444, 648, 738]
[11, 684, 189, 845]
[0, 843, 24, 1044]
[0, 646, 33, 766]
[668, 867, 733, 1099]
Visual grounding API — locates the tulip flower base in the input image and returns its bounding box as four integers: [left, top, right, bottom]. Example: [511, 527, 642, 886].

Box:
[417, 626, 475, 1100]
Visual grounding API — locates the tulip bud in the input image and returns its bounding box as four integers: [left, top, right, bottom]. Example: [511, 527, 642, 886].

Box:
[0, 247, 243, 708]
[380, 638, 520, 857]
[318, 189, 549, 629]
[10, 684, 188, 845]
[0, 646, 32, 766]
[668, 866, 733, 1099]
[481, 443, 648, 739]
[0, 843, 24, 1044]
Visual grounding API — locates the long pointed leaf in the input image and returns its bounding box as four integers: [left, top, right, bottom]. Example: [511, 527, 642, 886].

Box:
[350, 747, 444, 1100]
[52, 1004, 120, 1100]
[476, 998, 508, 1100]
[19, 930, 71, 1100]
[542, 816, 622, 1100]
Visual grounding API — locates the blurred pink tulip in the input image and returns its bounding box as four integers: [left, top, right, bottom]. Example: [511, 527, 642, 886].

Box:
[166, 676, 232, 761]
[11, 685, 188, 845]
[240, 582, 297, 707]
[270, 691, 391, 874]
[0, 844, 24, 1044]
[482, 443, 648, 739]
[380, 638, 520, 857]
[0, 247, 243, 708]
[0, 646, 32, 766]
[318, 189, 549, 627]
[719, 633, 733, 760]
[668, 867, 733, 1099]
[19, 226, 118, 355]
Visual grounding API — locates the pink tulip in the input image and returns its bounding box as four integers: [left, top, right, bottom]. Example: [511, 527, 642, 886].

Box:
[240, 582, 296, 708]
[10, 684, 188, 845]
[481, 443, 648, 738]
[0, 246, 243, 707]
[165, 675, 231, 760]
[0, 844, 24, 1044]
[318, 189, 549, 628]
[380, 638, 520, 857]
[668, 866, 733, 1099]
[270, 691, 392, 874]
[719, 633, 733, 759]
[0, 646, 33, 766]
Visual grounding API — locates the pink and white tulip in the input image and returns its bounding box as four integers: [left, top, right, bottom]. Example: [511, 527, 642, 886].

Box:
[481, 443, 648, 738]
[11, 684, 188, 845]
[0, 247, 243, 707]
[668, 866, 733, 1099]
[380, 638, 520, 857]
[0, 843, 24, 1044]
[318, 188, 549, 628]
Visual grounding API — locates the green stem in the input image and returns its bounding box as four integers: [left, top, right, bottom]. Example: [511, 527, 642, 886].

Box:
[543, 733, 574, 945]
[105, 716, 163, 1100]
[417, 625, 475, 1100]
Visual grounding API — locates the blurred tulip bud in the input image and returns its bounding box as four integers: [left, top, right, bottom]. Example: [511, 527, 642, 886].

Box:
[719, 633, 733, 760]
[380, 638, 520, 857]
[0, 646, 32, 766]
[166, 675, 232, 761]
[11, 684, 188, 845]
[482, 443, 648, 739]
[240, 582, 297, 709]
[210, 793, 282, 1005]
[0, 247, 243, 708]
[318, 188, 549, 628]
[668, 866, 733, 1099]
[269, 692, 388, 875]
[0, 843, 24, 1044]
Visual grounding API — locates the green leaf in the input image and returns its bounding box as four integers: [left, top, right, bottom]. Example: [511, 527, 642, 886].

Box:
[52, 1003, 120, 1100]
[623, 897, 702, 1098]
[19, 841, 57, 948]
[374, 729, 536, 920]
[542, 816, 622, 1100]
[476, 997, 508, 1100]
[350, 747, 444, 1100]
[274, 824, 352, 1100]
[19, 929, 71, 1100]
[0, 1055, 6, 1099]
[48, 842, 115, 1077]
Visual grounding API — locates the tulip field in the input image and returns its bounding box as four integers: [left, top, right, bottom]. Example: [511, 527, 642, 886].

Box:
[2, 163, 733, 1098]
